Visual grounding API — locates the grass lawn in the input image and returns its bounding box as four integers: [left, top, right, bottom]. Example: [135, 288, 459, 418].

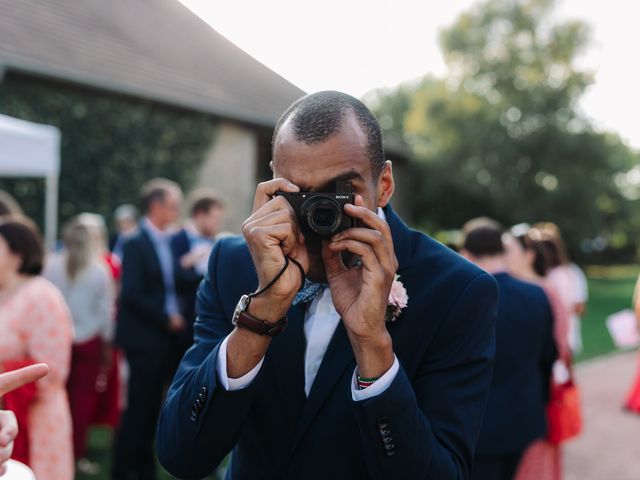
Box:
[577, 265, 639, 363]
[78, 264, 638, 478]
[77, 424, 224, 480]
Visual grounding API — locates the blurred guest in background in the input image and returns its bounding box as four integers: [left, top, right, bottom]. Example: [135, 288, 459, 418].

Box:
[461, 220, 557, 480]
[77, 214, 124, 433]
[112, 179, 185, 480]
[623, 274, 640, 414]
[171, 189, 226, 356]
[111, 204, 139, 262]
[535, 223, 588, 355]
[0, 216, 74, 480]
[504, 226, 573, 480]
[44, 214, 115, 475]
[0, 191, 22, 217]
[504, 226, 572, 362]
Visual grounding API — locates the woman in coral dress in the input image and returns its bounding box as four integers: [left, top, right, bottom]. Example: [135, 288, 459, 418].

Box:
[0, 216, 74, 480]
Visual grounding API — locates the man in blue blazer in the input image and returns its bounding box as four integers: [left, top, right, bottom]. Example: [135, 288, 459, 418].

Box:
[171, 190, 226, 355]
[461, 222, 557, 480]
[157, 91, 498, 479]
[113, 178, 187, 480]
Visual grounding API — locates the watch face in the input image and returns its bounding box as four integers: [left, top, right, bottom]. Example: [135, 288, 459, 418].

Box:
[233, 294, 251, 325]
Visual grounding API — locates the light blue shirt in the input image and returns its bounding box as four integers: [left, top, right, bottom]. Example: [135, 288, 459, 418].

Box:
[143, 218, 180, 316]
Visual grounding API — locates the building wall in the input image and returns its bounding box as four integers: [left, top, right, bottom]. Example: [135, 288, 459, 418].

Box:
[194, 121, 258, 233]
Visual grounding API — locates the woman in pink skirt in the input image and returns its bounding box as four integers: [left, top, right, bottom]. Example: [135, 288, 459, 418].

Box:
[504, 226, 572, 480]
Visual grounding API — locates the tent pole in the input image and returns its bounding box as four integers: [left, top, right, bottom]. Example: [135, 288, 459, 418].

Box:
[45, 173, 58, 251]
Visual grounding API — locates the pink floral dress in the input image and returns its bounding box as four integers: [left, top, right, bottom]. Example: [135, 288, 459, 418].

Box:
[0, 277, 74, 480]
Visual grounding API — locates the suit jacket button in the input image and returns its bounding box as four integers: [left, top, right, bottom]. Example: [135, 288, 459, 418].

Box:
[190, 405, 198, 422]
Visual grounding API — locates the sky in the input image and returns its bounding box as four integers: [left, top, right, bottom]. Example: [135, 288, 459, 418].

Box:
[178, 0, 640, 149]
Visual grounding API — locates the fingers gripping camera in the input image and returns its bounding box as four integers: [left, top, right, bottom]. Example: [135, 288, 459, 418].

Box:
[277, 180, 356, 239]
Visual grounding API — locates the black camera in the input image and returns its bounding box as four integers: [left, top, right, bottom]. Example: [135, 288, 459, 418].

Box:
[277, 180, 356, 239]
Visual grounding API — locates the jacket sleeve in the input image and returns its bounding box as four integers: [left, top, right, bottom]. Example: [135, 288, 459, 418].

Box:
[157, 239, 261, 479]
[119, 239, 169, 329]
[351, 272, 498, 480]
[172, 234, 203, 294]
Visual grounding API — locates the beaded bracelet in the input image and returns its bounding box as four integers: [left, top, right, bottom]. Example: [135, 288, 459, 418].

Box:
[357, 374, 380, 390]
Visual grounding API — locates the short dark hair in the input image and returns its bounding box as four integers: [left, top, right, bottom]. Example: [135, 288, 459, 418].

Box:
[140, 178, 181, 214]
[463, 225, 504, 257]
[273, 91, 385, 177]
[189, 189, 225, 217]
[0, 215, 45, 275]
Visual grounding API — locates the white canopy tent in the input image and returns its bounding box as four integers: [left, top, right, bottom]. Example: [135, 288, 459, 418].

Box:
[0, 114, 61, 249]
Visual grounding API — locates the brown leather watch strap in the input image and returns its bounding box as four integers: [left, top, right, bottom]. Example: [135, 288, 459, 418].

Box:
[234, 310, 288, 336]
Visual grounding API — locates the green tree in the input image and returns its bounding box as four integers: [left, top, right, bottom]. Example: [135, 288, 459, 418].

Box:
[368, 0, 639, 260]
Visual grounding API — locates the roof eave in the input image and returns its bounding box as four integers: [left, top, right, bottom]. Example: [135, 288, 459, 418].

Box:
[0, 55, 280, 128]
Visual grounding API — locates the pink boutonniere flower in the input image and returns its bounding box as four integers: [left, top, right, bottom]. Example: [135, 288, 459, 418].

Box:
[386, 275, 408, 322]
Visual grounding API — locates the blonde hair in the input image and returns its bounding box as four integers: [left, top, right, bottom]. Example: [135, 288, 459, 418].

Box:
[62, 213, 106, 280]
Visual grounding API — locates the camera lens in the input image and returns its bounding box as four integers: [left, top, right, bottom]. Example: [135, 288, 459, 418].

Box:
[302, 196, 342, 237]
[313, 207, 334, 228]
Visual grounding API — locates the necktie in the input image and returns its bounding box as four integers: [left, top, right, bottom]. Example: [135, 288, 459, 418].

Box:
[293, 278, 328, 306]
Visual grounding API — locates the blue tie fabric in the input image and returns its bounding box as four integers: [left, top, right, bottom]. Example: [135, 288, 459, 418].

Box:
[293, 279, 328, 306]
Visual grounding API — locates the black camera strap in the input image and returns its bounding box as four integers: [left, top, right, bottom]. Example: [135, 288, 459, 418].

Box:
[247, 255, 306, 300]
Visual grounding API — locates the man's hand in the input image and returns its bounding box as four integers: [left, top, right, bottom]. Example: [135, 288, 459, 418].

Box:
[323, 196, 397, 379]
[168, 313, 186, 332]
[225, 179, 308, 379]
[241, 178, 309, 322]
[0, 364, 49, 476]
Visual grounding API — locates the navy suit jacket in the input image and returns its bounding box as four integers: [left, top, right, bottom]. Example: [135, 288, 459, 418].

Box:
[157, 206, 498, 480]
[115, 227, 176, 352]
[475, 273, 557, 456]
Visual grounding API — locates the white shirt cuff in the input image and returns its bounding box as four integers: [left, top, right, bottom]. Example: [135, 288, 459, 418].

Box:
[216, 335, 264, 391]
[351, 355, 400, 402]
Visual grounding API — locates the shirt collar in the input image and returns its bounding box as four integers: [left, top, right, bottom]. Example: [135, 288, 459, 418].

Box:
[143, 217, 171, 242]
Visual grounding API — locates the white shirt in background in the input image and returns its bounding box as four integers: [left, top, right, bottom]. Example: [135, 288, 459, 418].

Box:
[45, 254, 115, 344]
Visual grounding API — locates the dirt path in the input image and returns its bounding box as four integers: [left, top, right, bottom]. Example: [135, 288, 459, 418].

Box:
[564, 350, 640, 480]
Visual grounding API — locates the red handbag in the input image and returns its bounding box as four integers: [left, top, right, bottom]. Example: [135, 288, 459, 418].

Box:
[546, 379, 582, 444]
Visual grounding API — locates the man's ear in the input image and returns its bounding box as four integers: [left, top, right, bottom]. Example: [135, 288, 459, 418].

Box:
[269, 160, 274, 172]
[376, 160, 395, 208]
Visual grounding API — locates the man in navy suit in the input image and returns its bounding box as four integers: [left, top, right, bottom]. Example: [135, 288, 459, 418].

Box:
[172, 190, 226, 354]
[461, 221, 557, 480]
[113, 178, 186, 480]
[157, 91, 498, 479]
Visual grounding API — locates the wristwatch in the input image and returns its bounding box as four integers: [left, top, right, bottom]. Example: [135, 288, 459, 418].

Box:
[232, 294, 287, 336]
